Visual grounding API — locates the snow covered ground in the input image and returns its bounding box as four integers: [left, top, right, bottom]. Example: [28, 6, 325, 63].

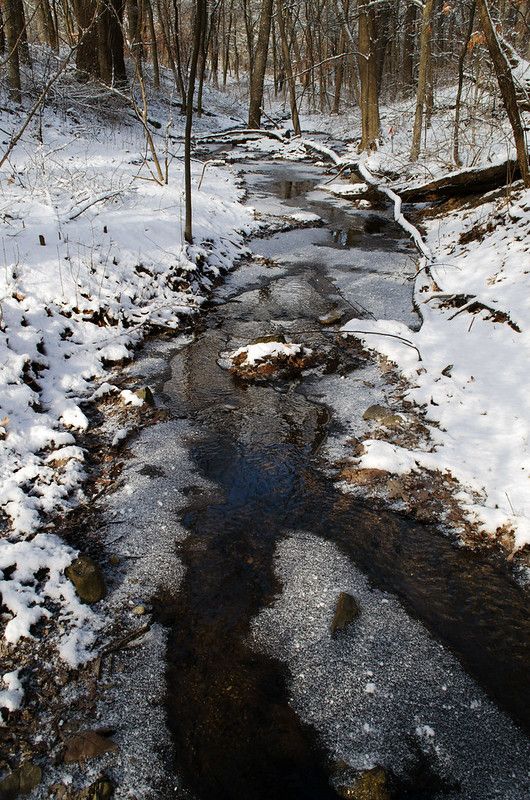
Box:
[342, 185, 530, 554]
[0, 74, 254, 719]
[285, 85, 530, 558]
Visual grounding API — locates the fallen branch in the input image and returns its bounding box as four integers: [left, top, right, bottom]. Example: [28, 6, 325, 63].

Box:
[196, 127, 286, 143]
[100, 623, 152, 658]
[65, 190, 126, 221]
[342, 329, 422, 360]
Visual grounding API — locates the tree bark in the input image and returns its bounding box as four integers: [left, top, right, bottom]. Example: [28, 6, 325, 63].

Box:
[453, 0, 476, 166]
[73, 0, 99, 79]
[276, 0, 301, 134]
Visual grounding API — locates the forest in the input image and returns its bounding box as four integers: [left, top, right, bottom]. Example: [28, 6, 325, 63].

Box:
[0, 2, 530, 799]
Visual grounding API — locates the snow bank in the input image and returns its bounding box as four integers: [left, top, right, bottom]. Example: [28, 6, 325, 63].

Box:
[343, 187, 530, 552]
[0, 85, 255, 683]
[0, 100, 253, 541]
[0, 533, 101, 666]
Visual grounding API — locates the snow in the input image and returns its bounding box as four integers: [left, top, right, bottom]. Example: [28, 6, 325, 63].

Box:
[0, 76, 255, 685]
[230, 340, 304, 366]
[0, 670, 24, 723]
[341, 185, 530, 551]
[120, 389, 144, 407]
[0, 533, 102, 666]
[0, 90, 254, 545]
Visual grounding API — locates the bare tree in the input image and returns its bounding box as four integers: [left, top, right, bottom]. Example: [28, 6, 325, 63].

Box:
[476, 0, 529, 185]
[358, 0, 380, 151]
[411, 0, 434, 161]
[248, 0, 274, 128]
[4, 0, 23, 102]
[184, 0, 207, 244]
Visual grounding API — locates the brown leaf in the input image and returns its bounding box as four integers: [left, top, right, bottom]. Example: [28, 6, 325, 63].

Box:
[63, 731, 118, 764]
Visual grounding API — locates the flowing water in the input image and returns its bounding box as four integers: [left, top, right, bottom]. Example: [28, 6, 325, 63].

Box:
[123, 157, 530, 799]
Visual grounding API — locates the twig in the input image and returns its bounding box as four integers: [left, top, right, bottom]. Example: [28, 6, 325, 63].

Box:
[100, 623, 152, 658]
[343, 329, 422, 360]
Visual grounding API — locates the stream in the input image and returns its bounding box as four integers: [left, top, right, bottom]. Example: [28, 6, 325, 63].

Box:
[113, 154, 530, 799]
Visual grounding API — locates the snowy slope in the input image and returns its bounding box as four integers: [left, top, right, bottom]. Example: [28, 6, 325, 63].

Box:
[343, 186, 530, 554]
[0, 83, 254, 702]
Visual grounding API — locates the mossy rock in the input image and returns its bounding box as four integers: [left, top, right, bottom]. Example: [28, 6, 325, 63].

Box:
[338, 767, 391, 800]
[0, 762, 42, 799]
[66, 555, 106, 604]
[363, 404, 390, 422]
[331, 592, 360, 636]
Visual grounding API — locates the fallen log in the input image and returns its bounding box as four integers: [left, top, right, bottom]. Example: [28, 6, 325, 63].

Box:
[196, 127, 286, 143]
[396, 160, 521, 202]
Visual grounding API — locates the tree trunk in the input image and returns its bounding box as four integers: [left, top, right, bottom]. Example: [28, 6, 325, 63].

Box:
[4, 0, 22, 102]
[276, 0, 301, 134]
[358, 0, 380, 151]
[73, 0, 99, 79]
[184, 0, 207, 244]
[453, 0, 476, 166]
[0, 5, 5, 55]
[37, 0, 59, 51]
[402, 1, 417, 95]
[476, 0, 530, 186]
[248, 0, 274, 128]
[145, 0, 160, 89]
[410, 0, 434, 161]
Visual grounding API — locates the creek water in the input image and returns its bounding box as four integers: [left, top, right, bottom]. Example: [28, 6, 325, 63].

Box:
[126, 156, 530, 799]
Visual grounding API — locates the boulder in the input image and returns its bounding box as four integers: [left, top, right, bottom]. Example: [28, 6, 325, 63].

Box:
[65, 556, 106, 604]
[362, 405, 389, 422]
[363, 405, 403, 429]
[340, 468, 388, 486]
[331, 592, 360, 636]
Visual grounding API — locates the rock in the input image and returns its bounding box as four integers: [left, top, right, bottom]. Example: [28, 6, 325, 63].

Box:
[132, 604, 146, 616]
[338, 767, 391, 800]
[380, 413, 403, 430]
[63, 731, 118, 764]
[340, 468, 388, 486]
[387, 478, 406, 500]
[331, 592, 360, 636]
[362, 404, 389, 421]
[0, 762, 42, 799]
[76, 776, 114, 800]
[362, 405, 403, 429]
[318, 309, 344, 326]
[66, 556, 106, 604]
[134, 386, 154, 406]
[250, 333, 286, 344]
